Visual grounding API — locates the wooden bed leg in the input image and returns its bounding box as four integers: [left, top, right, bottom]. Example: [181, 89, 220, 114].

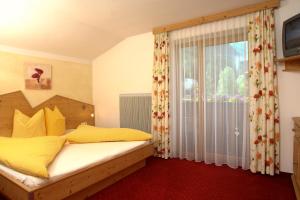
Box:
[64, 160, 146, 200]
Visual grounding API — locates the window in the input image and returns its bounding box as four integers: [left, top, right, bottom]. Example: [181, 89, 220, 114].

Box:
[180, 46, 199, 101]
[169, 15, 250, 168]
[205, 41, 248, 102]
[179, 40, 248, 102]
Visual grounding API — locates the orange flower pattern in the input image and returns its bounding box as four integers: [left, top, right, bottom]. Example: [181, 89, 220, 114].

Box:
[152, 33, 170, 158]
[248, 9, 280, 175]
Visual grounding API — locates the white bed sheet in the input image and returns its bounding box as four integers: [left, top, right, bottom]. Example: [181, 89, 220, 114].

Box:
[0, 141, 149, 187]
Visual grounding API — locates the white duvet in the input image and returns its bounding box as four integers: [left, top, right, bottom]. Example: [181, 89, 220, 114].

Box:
[0, 141, 149, 187]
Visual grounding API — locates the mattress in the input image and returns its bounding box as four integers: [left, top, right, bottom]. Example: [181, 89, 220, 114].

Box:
[0, 141, 149, 187]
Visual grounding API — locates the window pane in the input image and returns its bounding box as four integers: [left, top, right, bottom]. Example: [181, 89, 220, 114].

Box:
[181, 46, 199, 101]
[205, 41, 248, 101]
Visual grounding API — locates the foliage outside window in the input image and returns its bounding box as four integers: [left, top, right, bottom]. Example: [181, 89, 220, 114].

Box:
[180, 41, 248, 102]
[205, 41, 248, 102]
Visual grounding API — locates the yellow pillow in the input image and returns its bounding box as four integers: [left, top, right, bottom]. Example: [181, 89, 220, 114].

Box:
[12, 109, 46, 138]
[66, 125, 152, 143]
[0, 136, 66, 178]
[44, 106, 66, 136]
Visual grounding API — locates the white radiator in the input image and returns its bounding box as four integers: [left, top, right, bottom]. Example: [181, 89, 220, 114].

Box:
[119, 93, 151, 133]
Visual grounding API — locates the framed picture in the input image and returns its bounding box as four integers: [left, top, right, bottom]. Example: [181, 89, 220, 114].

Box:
[25, 63, 52, 90]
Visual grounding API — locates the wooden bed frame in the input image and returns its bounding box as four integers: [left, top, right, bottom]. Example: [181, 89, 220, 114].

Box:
[0, 91, 154, 200]
[0, 144, 153, 200]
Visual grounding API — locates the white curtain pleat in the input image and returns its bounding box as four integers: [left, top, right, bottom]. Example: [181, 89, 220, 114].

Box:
[169, 15, 250, 169]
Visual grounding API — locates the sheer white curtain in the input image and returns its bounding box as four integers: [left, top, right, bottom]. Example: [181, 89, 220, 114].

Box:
[169, 15, 250, 169]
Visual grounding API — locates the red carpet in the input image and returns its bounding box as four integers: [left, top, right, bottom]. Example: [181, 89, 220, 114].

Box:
[89, 157, 296, 200]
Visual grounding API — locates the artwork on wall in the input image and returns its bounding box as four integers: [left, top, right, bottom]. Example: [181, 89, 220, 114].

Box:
[25, 63, 52, 90]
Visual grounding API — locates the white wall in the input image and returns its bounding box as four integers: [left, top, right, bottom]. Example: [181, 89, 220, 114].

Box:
[275, 0, 300, 173]
[92, 32, 153, 127]
[92, 0, 299, 172]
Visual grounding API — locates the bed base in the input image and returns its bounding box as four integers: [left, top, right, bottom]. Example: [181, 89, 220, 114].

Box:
[0, 144, 153, 200]
[66, 160, 145, 200]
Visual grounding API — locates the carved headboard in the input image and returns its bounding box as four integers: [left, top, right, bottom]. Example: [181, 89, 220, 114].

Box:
[0, 91, 95, 137]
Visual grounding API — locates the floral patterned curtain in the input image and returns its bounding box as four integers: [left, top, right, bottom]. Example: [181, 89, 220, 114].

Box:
[248, 9, 280, 175]
[152, 32, 170, 158]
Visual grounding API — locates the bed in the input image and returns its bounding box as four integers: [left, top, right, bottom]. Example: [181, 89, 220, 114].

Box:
[0, 91, 154, 200]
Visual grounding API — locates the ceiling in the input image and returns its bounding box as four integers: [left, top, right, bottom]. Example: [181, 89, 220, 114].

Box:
[0, 0, 264, 61]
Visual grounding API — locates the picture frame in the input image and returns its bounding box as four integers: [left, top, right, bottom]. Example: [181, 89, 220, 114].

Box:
[24, 63, 52, 90]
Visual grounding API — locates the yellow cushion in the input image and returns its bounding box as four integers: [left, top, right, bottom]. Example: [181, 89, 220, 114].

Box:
[66, 125, 152, 143]
[45, 106, 66, 136]
[12, 109, 46, 138]
[0, 136, 66, 178]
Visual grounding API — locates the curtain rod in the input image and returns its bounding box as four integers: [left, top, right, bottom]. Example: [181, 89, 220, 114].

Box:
[152, 0, 280, 34]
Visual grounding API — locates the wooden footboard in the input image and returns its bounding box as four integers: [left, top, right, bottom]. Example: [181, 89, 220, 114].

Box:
[0, 171, 34, 200]
[66, 160, 146, 200]
[0, 144, 154, 200]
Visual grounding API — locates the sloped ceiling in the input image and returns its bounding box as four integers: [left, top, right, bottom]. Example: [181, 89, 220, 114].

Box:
[0, 0, 264, 61]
